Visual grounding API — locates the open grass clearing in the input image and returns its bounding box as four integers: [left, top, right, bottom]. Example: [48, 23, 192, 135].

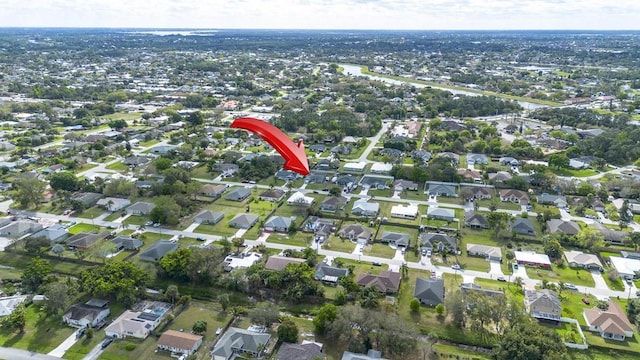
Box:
[363, 243, 397, 259]
[68, 223, 102, 234]
[322, 236, 356, 254]
[73, 206, 105, 219]
[526, 265, 595, 287]
[0, 305, 74, 353]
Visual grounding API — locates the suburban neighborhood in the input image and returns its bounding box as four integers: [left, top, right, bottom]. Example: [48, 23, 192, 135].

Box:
[0, 27, 640, 360]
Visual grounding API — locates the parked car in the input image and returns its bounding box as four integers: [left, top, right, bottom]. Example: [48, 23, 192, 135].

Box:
[497, 276, 506, 282]
[372, 261, 382, 266]
[145, 221, 153, 226]
[451, 264, 461, 270]
[582, 298, 590, 305]
[196, 237, 205, 241]
[101, 337, 114, 349]
[564, 283, 578, 291]
[426, 250, 432, 257]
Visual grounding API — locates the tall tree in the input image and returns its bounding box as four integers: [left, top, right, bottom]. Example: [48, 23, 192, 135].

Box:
[277, 318, 299, 343]
[12, 176, 46, 208]
[49, 171, 79, 191]
[492, 320, 567, 360]
[22, 258, 52, 292]
[43, 282, 70, 315]
[80, 261, 149, 307]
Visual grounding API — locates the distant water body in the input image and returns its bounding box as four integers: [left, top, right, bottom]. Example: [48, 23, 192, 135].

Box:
[341, 64, 547, 110]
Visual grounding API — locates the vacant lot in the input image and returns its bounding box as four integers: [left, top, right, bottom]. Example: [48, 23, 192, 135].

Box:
[0, 305, 75, 353]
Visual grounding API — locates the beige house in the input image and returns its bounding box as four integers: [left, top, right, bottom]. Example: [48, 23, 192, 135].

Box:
[584, 301, 634, 341]
[157, 330, 203, 355]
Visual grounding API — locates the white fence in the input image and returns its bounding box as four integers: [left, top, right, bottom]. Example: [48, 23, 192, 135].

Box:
[560, 317, 588, 350]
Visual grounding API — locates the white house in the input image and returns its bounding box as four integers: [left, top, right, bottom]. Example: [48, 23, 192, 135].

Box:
[0, 295, 28, 317]
[343, 162, 367, 173]
[157, 330, 203, 355]
[370, 162, 393, 174]
[63, 303, 110, 328]
[287, 191, 315, 206]
[390, 204, 419, 219]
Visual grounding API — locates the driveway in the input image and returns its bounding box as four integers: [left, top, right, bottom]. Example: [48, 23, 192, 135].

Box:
[512, 265, 529, 279]
[489, 261, 504, 276]
[48, 330, 81, 357]
[462, 274, 476, 284]
[183, 221, 200, 232]
[0, 236, 13, 251]
[392, 248, 405, 262]
[590, 270, 608, 290]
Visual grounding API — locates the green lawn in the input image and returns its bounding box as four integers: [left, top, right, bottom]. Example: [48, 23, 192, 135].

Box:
[105, 161, 129, 171]
[77, 163, 98, 173]
[103, 212, 122, 221]
[191, 166, 216, 180]
[526, 265, 595, 287]
[195, 221, 237, 237]
[322, 236, 356, 254]
[68, 223, 102, 234]
[123, 215, 148, 226]
[363, 243, 397, 259]
[74, 206, 105, 219]
[267, 233, 309, 247]
[0, 252, 94, 276]
[0, 305, 75, 353]
[476, 199, 522, 211]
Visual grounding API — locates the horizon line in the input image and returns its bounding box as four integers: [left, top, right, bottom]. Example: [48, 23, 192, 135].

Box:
[1, 26, 639, 32]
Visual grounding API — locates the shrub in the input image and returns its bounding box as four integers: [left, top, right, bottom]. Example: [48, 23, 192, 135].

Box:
[410, 298, 420, 313]
[125, 343, 136, 351]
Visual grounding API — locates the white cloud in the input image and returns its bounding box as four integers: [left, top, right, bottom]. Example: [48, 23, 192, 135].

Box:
[1, 0, 639, 29]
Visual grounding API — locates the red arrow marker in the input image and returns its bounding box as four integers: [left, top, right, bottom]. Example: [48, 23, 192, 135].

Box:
[230, 117, 310, 176]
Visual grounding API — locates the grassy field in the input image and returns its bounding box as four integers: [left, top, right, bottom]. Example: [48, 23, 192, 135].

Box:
[322, 236, 356, 254]
[73, 206, 105, 219]
[526, 265, 595, 287]
[105, 161, 129, 171]
[266, 233, 309, 247]
[0, 305, 75, 353]
[68, 223, 102, 234]
[103, 212, 122, 222]
[123, 215, 148, 226]
[363, 243, 397, 259]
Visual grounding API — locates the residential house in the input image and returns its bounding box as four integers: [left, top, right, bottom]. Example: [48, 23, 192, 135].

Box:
[275, 169, 302, 181]
[419, 233, 456, 253]
[42, 164, 66, 175]
[66, 231, 110, 250]
[193, 210, 224, 225]
[127, 202, 156, 216]
[537, 193, 568, 208]
[0, 295, 28, 317]
[499, 189, 529, 204]
[390, 204, 418, 219]
[199, 184, 228, 198]
[412, 150, 432, 163]
[488, 171, 512, 183]
[30, 224, 68, 242]
[464, 212, 489, 229]
[510, 218, 536, 236]
[225, 187, 252, 201]
[122, 156, 152, 167]
[277, 342, 325, 360]
[0, 221, 42, 237]
[259, 189, 286, 202]
[438, 152, 460, 166]
[216, 163, 240, 177]
[379, 232, 410, 248]
[264, 255, 306, 271]
[607, 256, 640, 280]
[71, 192, 103, 207]
[463, 186, 492, 200]
[105, 301, 171, 339]
[63, 300, 110, 328]
[564, 250, 604, 271]
[150, 144, 178, 155]
[514, 251, 551, 268]
[315, 264, 349, 284]
[499, 157, 519, 166]
[139, 241, 178, 262]
[223, 252, 263, 272]
[287, 191, 315, 206]
[426, 182, 458, 197]
[467, 153, 489, 165]
[360, 176, 390, 190]
[96, 197, 131, 212]
[427, 207, 455, 221]
[343, 162, 367, 173]
[597, 226, 628, 245]
[264, 216, 293, 233]
[524, 289, 561, 322]
[584, 301, 634, 341]
[309, 144, 327, 153]
[458, 169, 483, 183]
[370, 163, 393, 174]
[466, 244, 502, 262]
[335, 174, 358, 187]
[341, 350, 388, 360]
[393, 179, 419, 191]
[569, 156, 597, 169]
[320, 196, 348, 213]
[111, 236, 143, 251]
[229, 213, 259, 229]
[157, 330, 203, 355]
[414, 278, 444, 306]
[356, 270, 401, 294]
[338, 224, 372, 243]
[211, 327, 271, 360]
[305, 172, 329, 185]
[316, 158, 339, 171]
[592, 198, 606, 213]
[546, 219, 580, 236]
[351, 199, 380, 217]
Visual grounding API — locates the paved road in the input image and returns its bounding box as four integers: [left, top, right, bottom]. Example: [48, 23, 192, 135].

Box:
[0, 348, 61, 360]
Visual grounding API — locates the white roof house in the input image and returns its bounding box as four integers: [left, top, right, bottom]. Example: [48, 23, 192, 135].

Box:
[223, 252, 263, 271]
[287, 191, 315, 206]
[514, 251, 551, 267]
[370, 162, 393, 174]
[0, 295, 28, 317]
[390, 204, 419, 219]
[343, 162, 367, 172]
[610, 256, 640, 279]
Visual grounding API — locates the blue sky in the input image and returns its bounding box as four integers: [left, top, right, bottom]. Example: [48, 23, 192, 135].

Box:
[2, 0, 639, 30]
